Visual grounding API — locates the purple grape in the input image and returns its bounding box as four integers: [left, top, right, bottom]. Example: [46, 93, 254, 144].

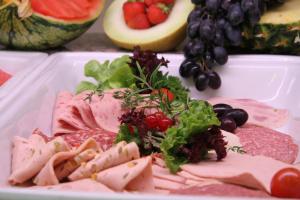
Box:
[227, 3, 244, 26]
[207, 71, 221, 89]
[188, 22, 201, 38]
[195, 73, 209, 91]
[213, 46, 228, 65]
[206, 0, 221, 12]
[199, 19, 216, 41]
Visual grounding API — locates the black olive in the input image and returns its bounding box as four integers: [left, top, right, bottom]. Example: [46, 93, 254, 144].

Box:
[213, 103, 233, 118]
[223, 108, 248, 126]
[220, 117, 237, 133]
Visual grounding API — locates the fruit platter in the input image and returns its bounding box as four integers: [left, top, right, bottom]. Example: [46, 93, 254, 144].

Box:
[0, 0, 300, 200]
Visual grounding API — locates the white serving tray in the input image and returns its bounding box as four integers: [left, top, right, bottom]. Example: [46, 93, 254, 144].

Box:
[0, 51, 48, 102]
[0, 52, 299, 200]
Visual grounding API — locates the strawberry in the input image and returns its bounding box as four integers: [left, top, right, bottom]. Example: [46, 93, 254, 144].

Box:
[144, 0, 174, 6]
[147, 3, 170, 25]
[163, 0, 175, 5]
[123, 1, 146, 23]
[127, 13, 151, 29]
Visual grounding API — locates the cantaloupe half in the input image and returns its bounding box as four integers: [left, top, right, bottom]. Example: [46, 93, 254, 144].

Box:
[103, 0, 194, 52]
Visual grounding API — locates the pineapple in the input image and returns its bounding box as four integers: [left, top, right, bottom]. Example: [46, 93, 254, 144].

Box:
[242, 0, 300, 54]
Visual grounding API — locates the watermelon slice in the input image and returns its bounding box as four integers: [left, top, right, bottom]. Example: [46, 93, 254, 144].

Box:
[0, 69, 12, 86]
[0, 0, 105, 50]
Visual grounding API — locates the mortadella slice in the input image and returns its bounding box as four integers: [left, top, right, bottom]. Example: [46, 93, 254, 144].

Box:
[33, 138, 100, 186]
[235, 124, 298, 164]
[96, 156, 154, 192]
[52, 91, 87, 135]
[31, 179, 113, 193]
[69, 141, 140, 181]
[9, 134, 69, 185]
[89, 89, 125, 133]
[208, 97, 289, 128]
[181, 152, 298, 193]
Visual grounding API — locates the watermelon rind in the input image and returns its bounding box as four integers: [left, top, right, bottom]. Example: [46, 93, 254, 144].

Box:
[0, 1, 105, 50]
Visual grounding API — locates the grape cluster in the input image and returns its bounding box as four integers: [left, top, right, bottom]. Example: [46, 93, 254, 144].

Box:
[180, 0, 283, 91]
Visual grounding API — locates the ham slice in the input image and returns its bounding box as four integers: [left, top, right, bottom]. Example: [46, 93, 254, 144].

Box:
[208, 97, 289, 128]
[96, 156, 154, 192]
[69, 141, 140, 181]
[52, 90, 123, 143]
[235, 124, 298, 164]
[31, 179, 113, 193]
[153, 177, 186, 190]
[152, 164, 186, 184]
[33, 138, 100, 186]
[181, 152, 298, 193]
[171, 183, 270, 198]
[89, 89, 125, 133]
[9, 134, 69, 185]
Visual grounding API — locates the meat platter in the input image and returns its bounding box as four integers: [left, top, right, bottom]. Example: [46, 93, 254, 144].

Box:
[0, 52, 299, 200]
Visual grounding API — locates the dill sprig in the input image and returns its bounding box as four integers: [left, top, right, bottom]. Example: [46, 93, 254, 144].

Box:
[228, 146, 247, 154]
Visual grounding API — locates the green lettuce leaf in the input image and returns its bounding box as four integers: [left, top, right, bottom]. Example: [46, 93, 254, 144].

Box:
[76, 55, 136, 94]
[115, 124, 142, 146]
[160, 100, 221, 173]
[76, 81, 98, 94]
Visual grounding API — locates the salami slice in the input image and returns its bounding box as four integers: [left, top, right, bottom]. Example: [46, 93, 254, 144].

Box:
[61, 128, 116, 151]
[208, 97, 289, 128]
[171, 184, 270, 198]
[235, 124, 298, 164]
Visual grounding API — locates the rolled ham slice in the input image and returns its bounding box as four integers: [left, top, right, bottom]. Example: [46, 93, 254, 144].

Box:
[181, 152, 298, 193]
[69, 141, 140, 181]
[89, 89, 125, 133]
[31, 179, 113, 193]
[96, 156, 154, 192]
[52, 91, 88, 135]
[9, 134, 69, 185]
[208, 97, 289, 128]
[52, 89, 124, 135]
[33, 138, 100, 186]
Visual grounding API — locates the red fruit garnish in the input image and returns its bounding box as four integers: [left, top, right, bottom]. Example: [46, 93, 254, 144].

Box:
[147, 3, 170, 25]
[152, 88, 175, 103]
[127, 13, 151, 29]
[154, 112, 166, 120]
[163, 0, 174, 5]
[145, 0, 173, 6]
[145, 114, 158, 129]
[128, 124, 135, 134]
[158, 117, 173, 132]
[271, 168, 300, 198]
[123, 1, 146, 23]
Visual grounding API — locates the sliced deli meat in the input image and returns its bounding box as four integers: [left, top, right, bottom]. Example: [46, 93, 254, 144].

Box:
[32, 179, 113, 193]
[52, 91, 89, 135]
[208, 97, 289, 128]
[171, 183, 270, 198]
[89, 89, 125, 133]
[33, 138, 100, 186]
[9, 134, 69, 185]
[52, 90, 124, 135]
[61, 128, 116, 150]
[96, 156, 154, 192]
[69, 141, 140, 181]
[235, 124, 298, 164]
[181, 152, 299, 193]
